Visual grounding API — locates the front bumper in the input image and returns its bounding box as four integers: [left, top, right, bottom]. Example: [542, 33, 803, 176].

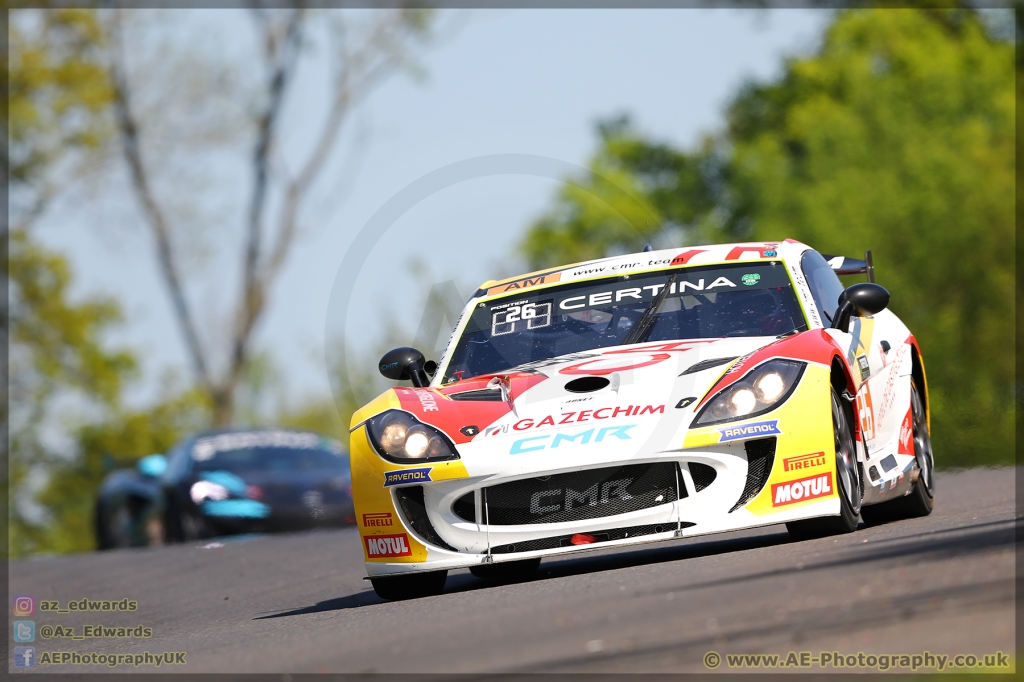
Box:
[352, 364, 841, 577]
[352, 403, 839, 573]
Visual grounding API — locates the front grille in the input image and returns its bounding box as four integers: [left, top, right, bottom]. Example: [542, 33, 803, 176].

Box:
[688, 463, 717, 492]
[479, 462, 684, 526]
[729, 437, 777, 512]
[394, 486, 456, 551]
[491, 521, 696, 554]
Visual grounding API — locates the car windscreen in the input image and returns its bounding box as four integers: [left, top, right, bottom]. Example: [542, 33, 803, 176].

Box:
[190, 431, 349, 475]
[443, 262, 805, 382]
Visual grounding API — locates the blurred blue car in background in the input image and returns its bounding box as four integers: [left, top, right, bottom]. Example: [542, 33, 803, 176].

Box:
[95, 427, 354, 549]
[95, 454, 167, 549]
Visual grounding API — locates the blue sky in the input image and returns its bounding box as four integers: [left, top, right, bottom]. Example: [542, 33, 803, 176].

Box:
[36, 8, 832, 409]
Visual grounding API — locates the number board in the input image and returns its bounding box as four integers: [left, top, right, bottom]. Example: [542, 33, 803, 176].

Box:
[491, 300, 553, 336]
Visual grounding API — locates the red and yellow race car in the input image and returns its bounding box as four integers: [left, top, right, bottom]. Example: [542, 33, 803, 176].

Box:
[350, 240, 934, 600]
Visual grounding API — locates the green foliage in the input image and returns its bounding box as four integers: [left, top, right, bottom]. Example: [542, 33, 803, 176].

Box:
[6, 8, 441, 557]
[519, 9, 1015, 467]
[520, 138, 662, 269]
[7, 230, 140, 558]
[8, 230, 137, 404]
[520, 114, 742, 269]
[20, 390, 212, 557]
[726, 9, 1014, 467]
[6, 8, 127, 559]
[8, 9, 113, 201]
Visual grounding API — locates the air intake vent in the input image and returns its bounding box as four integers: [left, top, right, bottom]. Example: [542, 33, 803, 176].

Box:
[564, 376, 610, 393]
[729, 437, 777, 512]
[490, 521, 696, 554]
[394, 486, 456, 551]
[452, 492, 475, 523]
[448, 389, 503, 401]
[679, 357, 739, 376]
[688, 463, 717, 492]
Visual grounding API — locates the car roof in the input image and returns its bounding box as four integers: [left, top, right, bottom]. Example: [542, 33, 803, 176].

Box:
[475, 239, 810, 298]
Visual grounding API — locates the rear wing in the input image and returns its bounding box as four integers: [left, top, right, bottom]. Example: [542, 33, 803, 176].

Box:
[822, 250, 875, 283]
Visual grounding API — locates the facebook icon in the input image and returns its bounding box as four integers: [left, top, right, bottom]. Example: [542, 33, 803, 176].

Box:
[14, 646, 35, 668]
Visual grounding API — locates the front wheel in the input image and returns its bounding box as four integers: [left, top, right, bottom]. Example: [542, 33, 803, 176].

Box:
[786, 387, 862, 540]
[370, 571, 448, 601]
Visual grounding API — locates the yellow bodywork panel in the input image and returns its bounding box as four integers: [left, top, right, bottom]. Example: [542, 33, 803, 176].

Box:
[684, 364, 838, 516]
[350, 390, 401, 430]
[349, 394, 469, 563]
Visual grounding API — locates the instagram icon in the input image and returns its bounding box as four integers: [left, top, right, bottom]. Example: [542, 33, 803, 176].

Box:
[13, 595, 34, 617]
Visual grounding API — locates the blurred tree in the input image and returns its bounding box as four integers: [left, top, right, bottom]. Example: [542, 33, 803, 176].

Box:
[727, 8, 1015, 466]
[26, 389, 211, 555]
[6, 8, 445, 556]
[520, 114, 723, 269]
[103, 8, 438, 426]
[5, 9, 137, 558]
[7, 231, 140, 557]
[520, 8, 1015, 467]
[7, 9, 114, 219]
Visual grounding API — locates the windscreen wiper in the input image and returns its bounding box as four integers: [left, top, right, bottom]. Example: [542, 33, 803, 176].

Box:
[778, 323, 809, 338]
[620, 274, 677, 346]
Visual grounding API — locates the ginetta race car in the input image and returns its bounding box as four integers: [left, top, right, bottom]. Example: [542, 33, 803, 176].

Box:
[350, 240, 935, 600]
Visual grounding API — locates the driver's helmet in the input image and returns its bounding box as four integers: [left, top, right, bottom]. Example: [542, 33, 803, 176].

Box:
[713, 289, 784, 335]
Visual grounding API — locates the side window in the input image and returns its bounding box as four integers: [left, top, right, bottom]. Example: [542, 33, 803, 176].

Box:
[800, 250, 847, 325]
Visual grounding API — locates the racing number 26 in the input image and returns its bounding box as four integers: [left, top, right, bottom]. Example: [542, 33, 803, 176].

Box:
[492, 302, 552, 335]
[505, 303, 540, 322]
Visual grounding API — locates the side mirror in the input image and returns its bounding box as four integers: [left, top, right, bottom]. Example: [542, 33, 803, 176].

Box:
[832, 283, 890, 331]
[137, 454, 167, 478]
[379, 347, 434, 388]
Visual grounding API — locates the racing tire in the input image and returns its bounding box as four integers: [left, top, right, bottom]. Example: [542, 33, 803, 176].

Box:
[370, 571, 448, 601]
[162, 493, 186, 544]
[786, 387, 862, 540]
[470, 558, 541, 583]
[95, 501, 114, 551]
[180, 510, 211, 541]
[860, 383, 935, 525]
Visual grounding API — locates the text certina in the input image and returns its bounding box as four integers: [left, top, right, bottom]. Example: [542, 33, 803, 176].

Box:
[558, 277, 738, 310]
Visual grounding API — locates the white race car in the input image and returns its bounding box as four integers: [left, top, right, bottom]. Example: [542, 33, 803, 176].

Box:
[350, 240, 934, 600]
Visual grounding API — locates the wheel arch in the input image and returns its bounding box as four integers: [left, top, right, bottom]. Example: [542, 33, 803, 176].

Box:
[907, 335, 930, 432]
[828, 354, 862, 450]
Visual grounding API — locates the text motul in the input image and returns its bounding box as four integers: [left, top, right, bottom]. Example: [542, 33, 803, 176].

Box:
[364, 534, 412, 557]
[772, 472, 834, 506]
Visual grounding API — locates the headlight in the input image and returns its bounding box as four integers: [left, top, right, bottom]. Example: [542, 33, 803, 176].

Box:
[190, 481, 229, 505]
[365, 410, 460, 463]
[693, 359, 805, 427]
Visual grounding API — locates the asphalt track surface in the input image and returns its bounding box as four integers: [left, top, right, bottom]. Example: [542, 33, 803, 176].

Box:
[9, 467, 1018, 675]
